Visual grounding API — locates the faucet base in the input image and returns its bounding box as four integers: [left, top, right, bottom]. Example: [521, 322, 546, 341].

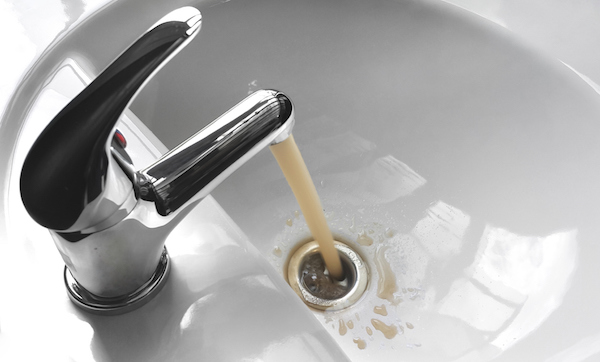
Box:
[64, 247, 171, 315]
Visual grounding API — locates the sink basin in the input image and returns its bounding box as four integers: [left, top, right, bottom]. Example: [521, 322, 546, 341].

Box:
[3, 0, 600, 361]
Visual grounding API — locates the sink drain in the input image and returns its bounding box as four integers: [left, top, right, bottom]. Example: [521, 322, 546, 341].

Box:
[287, 240, 368, 311]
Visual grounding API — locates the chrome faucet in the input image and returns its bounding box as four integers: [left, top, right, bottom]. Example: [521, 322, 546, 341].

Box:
[20, 7, 295, 314]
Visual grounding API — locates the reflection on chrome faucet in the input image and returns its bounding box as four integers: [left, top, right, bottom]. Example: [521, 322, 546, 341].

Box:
[19, 7, 295, 314]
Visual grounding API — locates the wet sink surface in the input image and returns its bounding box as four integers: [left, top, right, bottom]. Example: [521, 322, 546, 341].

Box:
[3, 0, 600, 361]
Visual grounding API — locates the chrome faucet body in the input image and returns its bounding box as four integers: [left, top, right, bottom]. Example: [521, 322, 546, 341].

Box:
[20, 7, 295, 314]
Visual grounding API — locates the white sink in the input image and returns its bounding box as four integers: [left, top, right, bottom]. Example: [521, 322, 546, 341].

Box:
[3, 0, 600, 361]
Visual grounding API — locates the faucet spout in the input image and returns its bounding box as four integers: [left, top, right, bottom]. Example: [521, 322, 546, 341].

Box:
[136, 89, 294, 217]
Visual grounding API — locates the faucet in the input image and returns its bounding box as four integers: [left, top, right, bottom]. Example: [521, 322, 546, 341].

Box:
[19, 7, 295, 314]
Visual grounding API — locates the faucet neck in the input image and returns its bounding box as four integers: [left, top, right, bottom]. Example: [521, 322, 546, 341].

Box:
[136, 90, 294, 216]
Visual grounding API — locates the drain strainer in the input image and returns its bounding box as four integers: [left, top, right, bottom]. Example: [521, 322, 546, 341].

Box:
[287, 240, 368, 311]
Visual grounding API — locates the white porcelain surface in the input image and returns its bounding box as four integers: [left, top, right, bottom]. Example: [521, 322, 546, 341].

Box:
[442, 0, 600, 91]
[2, 0, 600, 361]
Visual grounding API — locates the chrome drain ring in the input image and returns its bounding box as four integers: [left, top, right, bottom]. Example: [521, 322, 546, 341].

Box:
[287, 241, 368, 311]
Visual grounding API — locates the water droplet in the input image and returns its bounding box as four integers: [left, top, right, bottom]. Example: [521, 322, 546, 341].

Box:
[349, 217, 356, 232]
[371, 319, 398, 339]
[339, 319, 348, 336]
[357, 230, 374, 246]
[375, 246, 398, 303]
[374, 304, 388, 316]
[353, 338, 367, 350]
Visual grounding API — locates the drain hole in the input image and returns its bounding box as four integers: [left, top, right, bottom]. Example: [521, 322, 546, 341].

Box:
[300, 252, 356, 300]
[288, 240, 369, 311]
